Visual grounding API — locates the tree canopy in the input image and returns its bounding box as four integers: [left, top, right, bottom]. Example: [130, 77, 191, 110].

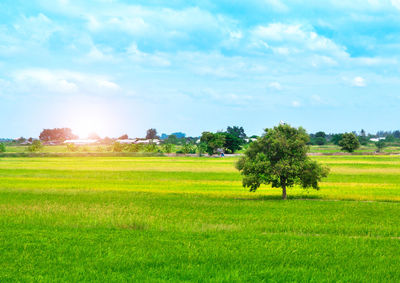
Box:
[39, 128, 77, 142]
[146, 128, 158, 139]
[236, 124, 329, 199]
[339, 133, 360, 152]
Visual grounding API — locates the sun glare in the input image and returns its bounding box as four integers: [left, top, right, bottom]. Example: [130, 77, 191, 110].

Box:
[65, 104, 113, 139]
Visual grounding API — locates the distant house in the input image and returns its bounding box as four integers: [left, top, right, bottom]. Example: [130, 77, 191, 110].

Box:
[135, 139, 161, 145]
[370, 137, 385, 142]
[64, 139, 99, 145]
[116, 139, 137, 144]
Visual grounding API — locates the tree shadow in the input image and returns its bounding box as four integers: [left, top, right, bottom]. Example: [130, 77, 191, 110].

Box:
[232, 194, 323, 201]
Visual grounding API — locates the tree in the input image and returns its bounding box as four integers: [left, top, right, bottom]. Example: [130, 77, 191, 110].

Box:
[339, 133, 360, 153]
[118, 134, 129, 139]
[236, 124, 329, 199]
[27, 140, 43, 152]
[39, 128, 77, 142]
[314, 137, 326, 145]
[162, 143, 174, 153]
[200, 132, 225, 155]
[227, 126, 246, 143]
[146, 128, 158, 139]
[330, 134, 343, 145]
[0, 143, 5, 153]
[221, 132, 242, 153]
[315, 131, 326, 139]
[375, 140, 386, 152]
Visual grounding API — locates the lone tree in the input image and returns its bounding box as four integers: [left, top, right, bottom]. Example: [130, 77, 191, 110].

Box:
[339, 133, 360, 153]
[146, 128, 158, 140]
[236, 124, 329, 199]
[375, 140, 386, 152]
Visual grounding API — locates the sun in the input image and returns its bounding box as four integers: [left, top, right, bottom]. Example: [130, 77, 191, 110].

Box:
[66, 105, 112, 139]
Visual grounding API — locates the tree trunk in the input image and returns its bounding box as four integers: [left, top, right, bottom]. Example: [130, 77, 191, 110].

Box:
[282, 184, 287, 200]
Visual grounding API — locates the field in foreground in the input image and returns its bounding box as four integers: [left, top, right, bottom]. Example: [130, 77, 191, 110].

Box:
[1, 156, 400, 281]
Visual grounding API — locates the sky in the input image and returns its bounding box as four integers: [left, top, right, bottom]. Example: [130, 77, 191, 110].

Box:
[1, 0, 400, 138]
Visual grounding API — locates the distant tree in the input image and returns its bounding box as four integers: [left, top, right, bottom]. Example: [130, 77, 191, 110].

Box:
[111, 141, 124, 152]
[39, 128, 77, 142]
[27, 140, 43, 152]
[118, 134, 129, 140]
[146, 128, 158, 139]
[236, 124, 329, 199]
[171, 132, 186, 139]
[197, 143, 207, 157]
[66, 143, 78, 152]
[16, 137, 26, 144]
[182, 143, 195, 154]
[227, 126, 246, 143]
[200, 132, 225, 155]
[221, 132, 242, 153]
[375, 140, 386, 152]
[314, 137, 326, 145]
[0, 143, 6, 153]
[330, 134, 343, 145]
[385, 134, 395, 142]
[162, 143, 174, 153]
[166, 134, 179, 145]
[339, 133, 360, 152]
[88, 132, 100, 140]
[315, 131, 326, 139]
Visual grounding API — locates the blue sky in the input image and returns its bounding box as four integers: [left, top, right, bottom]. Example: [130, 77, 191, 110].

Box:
[1, 0, 400, 138]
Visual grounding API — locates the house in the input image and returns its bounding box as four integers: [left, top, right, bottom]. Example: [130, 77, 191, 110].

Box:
[64, 139, 99, 145]
[370, 137, 385, 142]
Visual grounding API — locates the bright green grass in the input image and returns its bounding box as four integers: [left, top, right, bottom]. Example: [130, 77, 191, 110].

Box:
[1, 156, 400, 282]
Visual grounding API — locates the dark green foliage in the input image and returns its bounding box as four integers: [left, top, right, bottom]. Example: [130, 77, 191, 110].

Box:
[339, 133, 360, 152]
[236, 124, 329, 199]
[375, 140, 386, 152]
[0, 143, 6, 153]
[315, 131, 326, 139]
[314, 137, 326, 145]
[226, 126, 246, 143]
[221, 132, 242, 153]
[27, 140, 44, 152]
[200, 132, 225, 155]
[330, 134, 343, 145]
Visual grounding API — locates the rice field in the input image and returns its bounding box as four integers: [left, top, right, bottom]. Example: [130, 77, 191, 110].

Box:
[1, 156, 400, 281]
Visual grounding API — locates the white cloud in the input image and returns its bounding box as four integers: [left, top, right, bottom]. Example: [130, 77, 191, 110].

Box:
[391, 0, 400, 10]
[268, 82, 283, 90]
[13, 69, 121, 96]
[250, 23, 348, 59]
[291, 100, 301, 107]
[352, 76, 366, 87]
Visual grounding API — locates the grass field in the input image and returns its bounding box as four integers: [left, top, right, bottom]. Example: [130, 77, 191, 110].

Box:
[1, 156, 400, 281]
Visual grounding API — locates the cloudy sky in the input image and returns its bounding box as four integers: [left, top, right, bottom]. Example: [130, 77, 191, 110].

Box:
[1, 0, 400, 138]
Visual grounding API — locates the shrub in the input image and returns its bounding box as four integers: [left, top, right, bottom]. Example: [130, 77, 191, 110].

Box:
[66, 143, 78, 152]
[111, 141, 124, 152]
[162, 143, 174, 153]
[27, 140, 43, 152]
[0, 143, 6, 153]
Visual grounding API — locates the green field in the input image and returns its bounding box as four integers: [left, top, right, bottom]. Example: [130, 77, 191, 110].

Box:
[1, 156, 400, 281]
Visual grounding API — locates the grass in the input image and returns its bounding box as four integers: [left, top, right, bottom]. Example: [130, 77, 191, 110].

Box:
[1, 156, 400, 281]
